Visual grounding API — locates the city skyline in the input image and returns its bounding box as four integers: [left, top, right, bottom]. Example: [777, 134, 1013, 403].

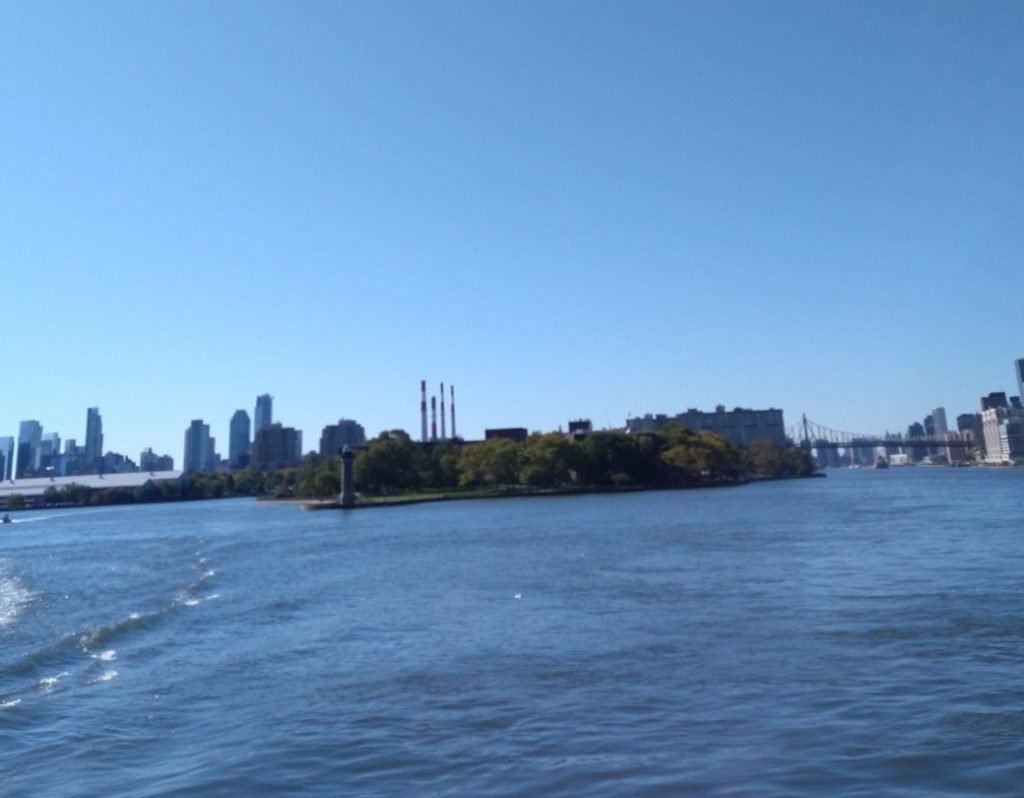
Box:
[3, 353, 1023, 473]
[2, 3, 1022, 462]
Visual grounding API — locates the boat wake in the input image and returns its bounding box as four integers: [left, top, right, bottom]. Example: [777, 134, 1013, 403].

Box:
[0, 552, 218, 707]
[6, 514, 61, 525]
[0, 560, 33, 632]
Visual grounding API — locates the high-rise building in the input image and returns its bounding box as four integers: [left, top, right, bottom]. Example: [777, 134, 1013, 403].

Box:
[102, 452, 138, 474]
[60, 438, 85, 476]
[16, 420, 43, 478]
[39, 432, 61, 473]
[981, 392, 1009, 412]
[319, 419, 367, 456]
[1016, 358, 1024, 401]
[982, 406, 1024, 463]
[0, 437, 13, 481]
[906, 421, 926, 462]
[625, 405, 787, 447]
[140, 448, 175, 472]
[85, 407, 103, 470]
[957, 413, 984, 457]
[254, 394, 273, 434]
[184, 420, 213, 473]
[251, 423, 302, 469]
[931, 408, 948, 436]
[229, 410, 252, 468]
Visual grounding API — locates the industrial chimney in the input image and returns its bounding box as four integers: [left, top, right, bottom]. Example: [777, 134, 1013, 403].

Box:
[420, 380, 428, 443]
[440, 382, 446, 440]
[431, 396, 438, 441]
[450, 384, 456, 440]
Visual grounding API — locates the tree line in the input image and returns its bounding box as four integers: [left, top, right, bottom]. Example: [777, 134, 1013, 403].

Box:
[329, 426, 813, 498]
[7, 427, 813, 509]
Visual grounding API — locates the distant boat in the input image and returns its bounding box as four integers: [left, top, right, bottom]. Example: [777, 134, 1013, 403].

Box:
[2, 513, 10, 524]
[875, 456, 889, 469]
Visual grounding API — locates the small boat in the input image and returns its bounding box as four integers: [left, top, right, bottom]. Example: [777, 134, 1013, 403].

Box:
[875, 456, 889, 469]
[2, 513, 10, 524]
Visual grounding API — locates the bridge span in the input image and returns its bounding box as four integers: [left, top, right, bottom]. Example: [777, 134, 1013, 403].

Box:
[788, 415, 974, 451]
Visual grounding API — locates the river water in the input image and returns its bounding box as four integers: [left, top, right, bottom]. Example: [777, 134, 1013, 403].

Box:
[2, 468, 1023, 796]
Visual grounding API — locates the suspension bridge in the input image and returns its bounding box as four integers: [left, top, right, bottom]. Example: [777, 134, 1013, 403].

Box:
[787, 415, 974, 450]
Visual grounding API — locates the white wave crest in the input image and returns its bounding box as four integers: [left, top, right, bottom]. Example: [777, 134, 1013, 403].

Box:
[0, 561, 33, 630]
[38, 672, 69, 690]
[93, 649, 117, 662]
[92, 670, 119, 684]
[1, 698, 22, 709]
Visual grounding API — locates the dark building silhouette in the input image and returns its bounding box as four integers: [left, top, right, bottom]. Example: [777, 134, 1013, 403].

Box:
[229, 410, 252, 468]
[251, 423, 302, 469]
[184, 419, 216, 472]
[568, 419, 592, 440]
[254, 394, 273, 434]
[981, 392, 1008, 411]
[85, 407, 103, 471]
[485, 428, 529, 442]
[319, 419, 366, 456]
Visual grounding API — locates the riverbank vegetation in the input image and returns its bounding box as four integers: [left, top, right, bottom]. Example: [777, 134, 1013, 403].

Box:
[14, 427, 814, 509]
[327, 426, 813, 500]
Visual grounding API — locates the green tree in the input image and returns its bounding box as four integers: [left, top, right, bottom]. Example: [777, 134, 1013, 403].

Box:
[6, 493, 25, 509]
[422, 441, 461, 489]
[748, 439, 783, 477]
[232, 469, 265, 496]
[780, 446, 815, 476]
[698, 432, 745, 481]
[576, 431, 658, 486]
[659, 429, 744, 485]
[297, 455, 342, 499]
[91, 487, 136, 505]
[747, 439, 815, 477]
[354, 430, 425, 493]
[135, 480, 163, 502]
[660, 441, 709, 485]
[520, 433, 578, 488]
[159, 479, 181, 501]
[457, 438, 522, 487]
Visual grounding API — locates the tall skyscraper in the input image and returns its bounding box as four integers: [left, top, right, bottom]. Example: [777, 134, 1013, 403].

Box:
[319, 419, 366, 456]
[931, 407, 948, 436]
[16, 420, 42, 478]
[251, 423, 302, 469]
[981, 392, 1009, 411]
[254, 394, 273, 434]
[1016, 358, 1024, 402]
[85, 407, 103, 469]
[40, 432, 61, 472]
[0, 437, 13, 481]
[184, 419, 213, 473]
[229, 410, 252, 468]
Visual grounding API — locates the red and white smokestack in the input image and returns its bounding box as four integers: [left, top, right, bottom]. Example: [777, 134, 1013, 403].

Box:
[440, 382, 446, 440]
[431, 396, 438, 441]
[420, 380, 428, 443]
[450, 384, 456, 439]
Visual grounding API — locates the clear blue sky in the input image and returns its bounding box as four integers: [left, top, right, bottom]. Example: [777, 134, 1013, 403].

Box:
[2, 1, 1022, 461]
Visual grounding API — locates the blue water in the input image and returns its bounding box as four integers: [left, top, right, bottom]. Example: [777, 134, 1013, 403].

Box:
[3, 468, 1024, 796]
